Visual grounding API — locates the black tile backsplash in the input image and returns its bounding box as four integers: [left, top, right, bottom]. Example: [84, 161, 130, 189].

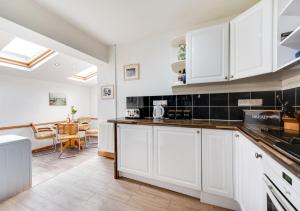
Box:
[210, 107, 228, 120]
[163, 95, 177, 107]
[251, 91, 275, 106]
[193, 107, 209, 119]
[229, 92, 250, 106]
[126, 87, 299, 121]
[177, 95, 192, 107]
[193, 94, 209, 106]
[283, 88, 296, 107]
[210, 93, 228, 106]
[127, 97, 138, 108]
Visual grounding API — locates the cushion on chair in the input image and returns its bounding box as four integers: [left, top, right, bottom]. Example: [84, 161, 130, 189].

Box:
[34, 132, 56, 140]
[85, 129, 98, 135]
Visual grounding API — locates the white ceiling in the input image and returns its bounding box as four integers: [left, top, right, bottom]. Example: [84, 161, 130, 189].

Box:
[0, 30, 97, 87]
[34, 0, 258, 45]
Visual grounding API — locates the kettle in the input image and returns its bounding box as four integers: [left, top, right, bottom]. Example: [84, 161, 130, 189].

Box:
[153, 105, 164, 119]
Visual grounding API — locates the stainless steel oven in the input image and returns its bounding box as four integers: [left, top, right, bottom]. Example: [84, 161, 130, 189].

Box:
[264, 174, 297, 211]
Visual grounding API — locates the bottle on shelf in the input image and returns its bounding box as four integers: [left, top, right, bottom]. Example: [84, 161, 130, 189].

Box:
[182, 69, 186, 84]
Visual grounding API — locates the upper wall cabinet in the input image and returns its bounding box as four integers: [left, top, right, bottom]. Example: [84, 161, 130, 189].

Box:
[186, 23, 229, 84]
[230, 0, 273, 80]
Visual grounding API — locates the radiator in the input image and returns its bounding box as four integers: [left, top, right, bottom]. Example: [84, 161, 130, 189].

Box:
[98, 123, 114, 153]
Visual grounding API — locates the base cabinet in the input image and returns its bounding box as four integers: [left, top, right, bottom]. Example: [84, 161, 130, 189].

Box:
[153, 127, 201, 190]
[236, 133, 266, 211]
[202, 129, 234, 199]
[117, 124, 153, 177]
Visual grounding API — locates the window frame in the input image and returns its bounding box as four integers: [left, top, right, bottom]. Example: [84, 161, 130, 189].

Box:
[0, 49, 54, 68]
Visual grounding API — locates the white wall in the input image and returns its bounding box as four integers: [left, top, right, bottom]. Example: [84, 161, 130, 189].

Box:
[98, 46, 117, 121]
[0, 74, 92, 127]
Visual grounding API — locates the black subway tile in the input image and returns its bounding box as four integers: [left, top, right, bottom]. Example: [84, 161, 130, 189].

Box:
[126, 97, 138, 108]
[296, 87, 300, 106]
[251, 91, 275, 106]
[138, 96, 150, 107]
[193, 94, 209, 106]
[163, 95, 177, 107]
[193, 107, 209, 120]
[210, 93, 228, 106]
[210, 107, 228, 120]
[229, 92, 250, 106]
[283, 88, 296, 107]
[177, 95, 192, 107]
[229, 107, 249, 121]
[275, 90, 283, 108]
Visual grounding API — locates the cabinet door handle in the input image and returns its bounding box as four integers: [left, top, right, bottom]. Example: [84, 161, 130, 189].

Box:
[230, 75, 234, 79]
[224, 76, 228, 80]
[255, 153, 262, 159]
[197, 131, 200, 134]
[235, 134, 239, 138]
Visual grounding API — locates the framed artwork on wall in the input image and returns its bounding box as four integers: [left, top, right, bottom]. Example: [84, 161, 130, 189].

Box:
[49, 92, 67, 106]
[101, 85, 114, 99]
[124, 63, 140, 81]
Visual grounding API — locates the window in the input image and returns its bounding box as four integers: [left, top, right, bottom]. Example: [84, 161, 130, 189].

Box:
[0, 37, 54, 68]
[69, 65, 97, 82]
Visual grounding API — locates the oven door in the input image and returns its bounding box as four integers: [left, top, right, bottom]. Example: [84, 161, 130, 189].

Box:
[264, 176, 296, 211]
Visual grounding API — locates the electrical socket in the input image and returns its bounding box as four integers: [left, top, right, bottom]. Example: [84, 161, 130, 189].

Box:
[238, 99, 263, 106]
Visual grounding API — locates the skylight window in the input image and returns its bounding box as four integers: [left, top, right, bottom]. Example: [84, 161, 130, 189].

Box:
[0, 37, 54, 68]
[69, 66, 97, 82]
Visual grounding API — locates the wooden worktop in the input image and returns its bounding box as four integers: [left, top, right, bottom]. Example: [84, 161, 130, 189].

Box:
[108, 118, 300, 179]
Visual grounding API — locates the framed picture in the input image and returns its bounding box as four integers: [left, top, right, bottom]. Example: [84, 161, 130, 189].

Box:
[101, 85, 114, 99]
[124, 64, 140, 81]
[49, 92, 67, 106]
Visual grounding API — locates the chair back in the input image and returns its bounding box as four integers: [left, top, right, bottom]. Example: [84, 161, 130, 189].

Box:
[57, 123, 78, 135]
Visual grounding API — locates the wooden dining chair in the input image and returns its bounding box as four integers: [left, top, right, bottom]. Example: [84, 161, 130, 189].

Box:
[56, 123, 81, 159]
[78, 117, 98, 148]
[31, 123, 57, 156]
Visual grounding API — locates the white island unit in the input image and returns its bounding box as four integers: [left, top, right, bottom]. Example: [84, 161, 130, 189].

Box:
[0, 135, 32, 202]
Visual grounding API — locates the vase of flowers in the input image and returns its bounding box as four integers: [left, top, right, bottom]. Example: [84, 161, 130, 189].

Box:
[71, 105, 78, 121]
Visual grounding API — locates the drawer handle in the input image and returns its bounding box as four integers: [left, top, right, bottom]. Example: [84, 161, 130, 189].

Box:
[255, 152, 262, 159]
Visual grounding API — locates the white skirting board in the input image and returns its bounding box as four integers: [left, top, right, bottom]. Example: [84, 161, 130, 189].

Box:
[119, 172, 240, 210]
[0, 135, 32, 202]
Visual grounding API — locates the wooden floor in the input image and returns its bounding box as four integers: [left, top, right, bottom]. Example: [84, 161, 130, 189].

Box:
[0, 148, 229, 211]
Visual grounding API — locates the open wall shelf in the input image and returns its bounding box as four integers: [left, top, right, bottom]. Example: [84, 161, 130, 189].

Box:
[280, 26, 300, 50]
[280, 0, 300, 16]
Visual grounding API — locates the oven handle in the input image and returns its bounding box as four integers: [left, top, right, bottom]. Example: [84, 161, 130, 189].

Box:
[264, 177, 296, 211]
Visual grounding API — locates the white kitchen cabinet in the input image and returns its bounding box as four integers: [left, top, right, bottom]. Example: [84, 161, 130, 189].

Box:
[230, 0, 273, 80]
[236, 132, 266, 211]
[117, 124, 153, 177]
[186, 23, 229, 84]
[153, 126, 201, 190]
[202, 129, 234, 198]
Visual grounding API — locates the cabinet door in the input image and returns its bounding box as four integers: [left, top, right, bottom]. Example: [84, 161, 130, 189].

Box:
[117, 124, 153, 177]
[186, 23, 229, 84]
[202, 129, 233, 198]
[230, 0, 273, 80]
[153, 127, 201, 190]
[237, 133, 266, 211]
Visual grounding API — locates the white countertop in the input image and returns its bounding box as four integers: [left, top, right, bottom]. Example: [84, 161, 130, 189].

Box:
[0, 135, 31, 145]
